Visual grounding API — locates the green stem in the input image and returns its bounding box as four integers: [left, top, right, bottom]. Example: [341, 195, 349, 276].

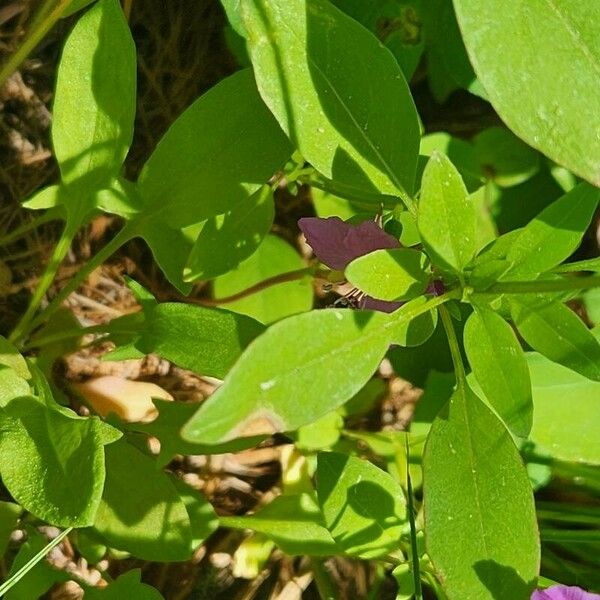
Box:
[0, 527, 73, 597]
[552, 257, 600, 273]
[540, 529, 600, 543]
[23, 221, 138, 341]
[0, 0, 73, 89]
[0, 210, 60, 246]
[310, 558, 340, 600]
[439, 304, 466, 388]
[9, 219, 79, 344]
[478, 274, 600, 295]
[405, 436, 423, 600]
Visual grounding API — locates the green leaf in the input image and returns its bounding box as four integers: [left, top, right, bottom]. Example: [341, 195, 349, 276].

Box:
[52, 0, 136, 191]
[0, 501, 22, 557]
[131, 400, 265, 466]
[93, 440, 193, 561]
[137, 69, 291, 228]
[182, 308, 392, 444]
[316, 452, 406, 559]
[0, 335, 30, 379]
[21, 185, 61, 211]
[132, 303, 265, 379]
[389, 297, 438, 347]
[526, 352, 600, 465]
[345, 248, 429, 301]
[0, 397, 114, 527]
[184, 185, 274, 281]
[221, 493, 339, 556]
[418, 152, 477, 274]
[294, 410, 343, 451]
[62, 0, 98, 18]
[242, 0, 420, 197]
[510, 299, 600, 382]
[0, 368, 30, 407]
[213, 234, 313, 324]
[221, 0, 246, 36]
[85, 570, 164, 599]
[423, 385, 539, 599]
[453, 0, 600, 186]
[464, 307, 533, 437]
[504, 183, 600, 278]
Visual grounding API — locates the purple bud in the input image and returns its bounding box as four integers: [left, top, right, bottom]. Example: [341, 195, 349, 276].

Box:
[532, 585, 600, 600]
[426, 280, 446, 297]
[299, 216, 400, 270]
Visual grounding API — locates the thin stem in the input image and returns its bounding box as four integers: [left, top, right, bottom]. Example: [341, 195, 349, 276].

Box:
[9, 219, 79, 344]
[478, 274, 600, 295]
[24, 221, 138, 340]
[0, 210, 60, 246]
[310, 558, 340, 600]
[0, 0, 72, 89]
[439, 304, 466, 387]
[552, 257, 600, 273]
[405, 436, 423, 600]
[0, 527, 73, 597]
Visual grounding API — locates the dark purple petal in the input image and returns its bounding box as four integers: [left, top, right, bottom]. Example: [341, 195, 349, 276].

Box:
[426, 280, 446, 297]
[358, 295, 404, 314]
[532, 585, 600, 600]
[299, 216, 400, 270]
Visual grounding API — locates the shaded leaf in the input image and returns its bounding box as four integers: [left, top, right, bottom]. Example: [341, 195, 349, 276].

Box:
[85, 570, 164, 599]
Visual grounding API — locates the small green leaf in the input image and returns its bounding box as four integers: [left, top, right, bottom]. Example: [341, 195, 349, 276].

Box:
[294, 410, 343, 451]
[242, 0, 420, 197]
[137, 69, 291, 228]
[0, 398, 114, 527]
[0, 335, 30, 379]
[454, 0, 600, 186]
[423, 385, 539, 599]
[345, 248, 429, 301]
[85, 570, 164, 599]
[93, 440, 193, 561]
[52, 0, 136, 191]
[220, 0, 245, 36]
[182, 308, 392, 444]
[510, 299, 600, 382]
[221, 493, 339, 556]
[504, 183, 600, 278]
[418, 152, 477, 274]
[213, 234, 313, 324]
[184, 185, 274, 281]
[526, 352, 600, 465]
[316, 452, 406, 559]
[21, 185, 61, 211]
[464, 307, 532, 437]
[0, 501, 22, 557]
[389, 297, 437, 347]
[133, 303, 265, 379]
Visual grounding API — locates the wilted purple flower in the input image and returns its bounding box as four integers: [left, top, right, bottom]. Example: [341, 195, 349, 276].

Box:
[298, 216, 403, 313]
[532, 585, 600, 600]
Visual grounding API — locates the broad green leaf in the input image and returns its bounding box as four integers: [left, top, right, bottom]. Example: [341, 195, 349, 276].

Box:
[184, 185, 274, 281]
[294, 410, 343, 450]
[0, 368, 30, 407]
[312, 187, 359, 221]
[133, 303, 265, 379]
[242, 0, 420, 197]
[504, 183, 600, 278]
[93, 440, 193, 561]
[510, 299, 600, 382]
[131, 400, 265, 466]
[138, 69, 292, 228]
[0, 501, 22, 557]
[389, 297, 438, 347]
[526, 352, 600, 465]
[5, 528, 69, 600]
[316, 452, 406, 559]
[418, 152, 477, 274]
[220, 0, 245, 36]
[345, 248, 429, 301]
[423, 385, 539, 599]
[464, 307, 532, 437]
[330, 0, 425, 81]
[85, 570, 164, 599]
[52, 0, 136, 191]
[213, 234, 313, 324]
[221, 493, 339, 556]
[182, 308, 392, 444]
[453, 0, 600, 186]
[0, 335, 29, 379]
[0, 397, 114, 527]
[473, 127, 540, 188]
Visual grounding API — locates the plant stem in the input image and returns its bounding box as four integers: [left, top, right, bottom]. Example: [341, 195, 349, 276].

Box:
[0, 0, 72, 89]
[0, 527, 73, 597]
[405, 436, 423, 600]
[540, 529, 600, 543]
[552, 257, 600, 273]
[9, 219, 79, 344]
[310, 558, 340, 600]
[439, 304, 466, 388]
[478, 274, 600, 295]
[22, 221, 138, 342]
[0, 209, 60, 246]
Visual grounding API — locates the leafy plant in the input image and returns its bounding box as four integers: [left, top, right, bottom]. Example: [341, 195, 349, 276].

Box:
[2, 0, 600, 597]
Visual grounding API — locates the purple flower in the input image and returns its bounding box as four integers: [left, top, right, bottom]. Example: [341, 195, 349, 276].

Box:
[532, 585, 600, 600]
[298, 216, 404, 313]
